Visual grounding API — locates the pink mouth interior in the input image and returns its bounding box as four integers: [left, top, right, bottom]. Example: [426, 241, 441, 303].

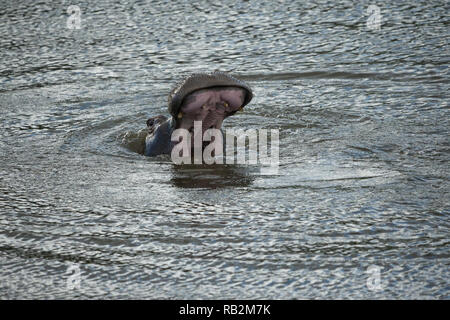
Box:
[176, 86, 246, 136]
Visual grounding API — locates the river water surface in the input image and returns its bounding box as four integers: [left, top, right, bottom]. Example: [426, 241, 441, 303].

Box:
[0, 0, 449, 299]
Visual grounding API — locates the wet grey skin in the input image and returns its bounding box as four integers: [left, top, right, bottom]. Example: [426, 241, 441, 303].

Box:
[144, 72, 253, 157]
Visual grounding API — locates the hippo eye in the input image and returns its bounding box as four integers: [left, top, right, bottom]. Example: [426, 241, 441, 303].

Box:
[223, 102, 229, 108]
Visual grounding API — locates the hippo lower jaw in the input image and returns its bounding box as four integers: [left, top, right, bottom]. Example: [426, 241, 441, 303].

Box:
[144, 86, 244, 157]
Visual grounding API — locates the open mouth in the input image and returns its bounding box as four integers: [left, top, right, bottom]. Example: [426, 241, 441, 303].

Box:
[175, 86, 247, 148]
[145, 72, 253, 158]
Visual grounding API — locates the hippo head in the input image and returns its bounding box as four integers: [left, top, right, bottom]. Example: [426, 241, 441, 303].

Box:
[168, 72, 253, 135]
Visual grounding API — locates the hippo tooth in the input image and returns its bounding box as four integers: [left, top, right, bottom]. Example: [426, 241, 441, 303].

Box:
[178, 112, 183, 119]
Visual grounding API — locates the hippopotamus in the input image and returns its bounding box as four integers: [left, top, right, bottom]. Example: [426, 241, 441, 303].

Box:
[144, 72, 253, 157]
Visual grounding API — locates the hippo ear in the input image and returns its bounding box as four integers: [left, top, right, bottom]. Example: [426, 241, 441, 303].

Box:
[146, 118, 154, 127]
[168, 71, 253, 117]
[146, 115, 167, 128]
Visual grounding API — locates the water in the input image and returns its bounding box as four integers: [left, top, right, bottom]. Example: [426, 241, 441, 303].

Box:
[0, 0, 448, 299]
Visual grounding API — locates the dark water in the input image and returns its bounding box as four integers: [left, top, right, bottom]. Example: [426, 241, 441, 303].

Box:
[0, 0, 449, 299]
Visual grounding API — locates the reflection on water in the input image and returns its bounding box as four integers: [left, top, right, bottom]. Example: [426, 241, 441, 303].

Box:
[0, 0, 448, 299]
[170, 164, 255, 189]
